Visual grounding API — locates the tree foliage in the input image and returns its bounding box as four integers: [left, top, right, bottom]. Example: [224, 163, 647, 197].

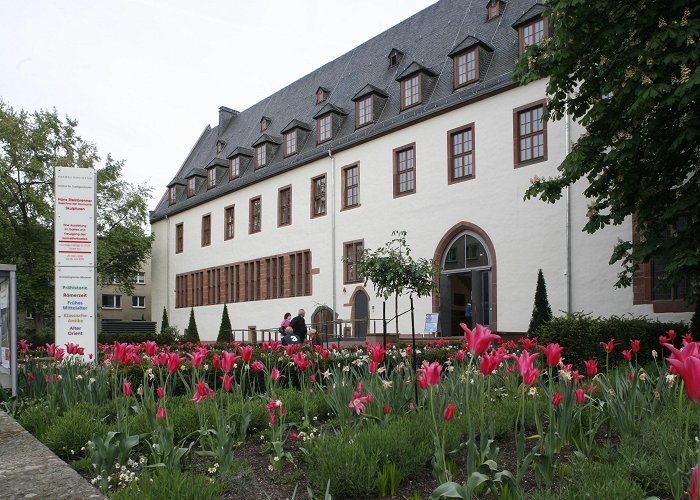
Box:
[160, 307, 170, 334]
[528, 269, 553, 335]
[217, 304, 232, 343]
[514, 1, 700, 302]
[183, 308, 200, 344]
[0, 100, 153, 323]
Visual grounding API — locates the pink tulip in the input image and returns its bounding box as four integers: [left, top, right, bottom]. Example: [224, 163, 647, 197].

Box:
[551, 391, 563, 406]
[443, 403, 457, 421]
[523, 367, 540, 386]
[480, 348, 508, 376]
[416, 361, 442, 387]
[271, 368, 282, 381]
[539, 343, 563, 367]
[292, 352, 309, 372]
[192, 380, 214, 403]
[456, 350, 466, 362]
[601, 339, 616, 353]
[65, 342, 84, 355]
[684, 334, 694, 345]
[460, 323, 501, 355]
[167, 352, 186, 373]
[668, 330, 677, 341]
[221, 351, 240, 372]
[123, 382, 132, 397]
[240, 345, 253, 362]
[27, 373, 34, 383]
[348, 392, 372, 415]
[251, 360, 265, 372]
[630, 339, 640, 353]
[622, 350, 632, 361]
[383, 404, 390, 414]
[309, 374, 316, 383]
[369, 360, 379, 373]
[368, 343, 386, 364]
[157, 406, 166, 419]
[519, 337, 538, 350]
[511, 350, 540, 376]
[187, 351, 206, 368]
[665, 342, 700, 403]
[156, 386, 165, 398]
[212, 353, 221, 370]
[691, 465, 698, 500]
[143, 340, 158, 357]
[583, 359, 598, 377]
[575, 388, 586, 403]
[289, 432, 298, 440]
[220, 373, 234, 392]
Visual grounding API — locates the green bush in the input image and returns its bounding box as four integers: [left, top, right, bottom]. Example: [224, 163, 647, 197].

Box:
[42, 403, 110, 459]
[537, 313, 688, 369]
[111, 469, 223, 500]
[17, 400, 55, 439]
[182, 308, 200, 344]
[97, 331, 157, 344]
[549, 455, 646, 500]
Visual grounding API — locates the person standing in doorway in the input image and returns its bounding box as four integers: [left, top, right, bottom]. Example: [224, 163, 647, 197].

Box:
[290, 309, 308, 343]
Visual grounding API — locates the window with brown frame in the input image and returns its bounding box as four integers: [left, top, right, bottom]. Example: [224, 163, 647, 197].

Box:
[284, 130, 297, 156]
[519, 18, 547, 54]
[513, 101, 547, 167]
[260, 117, 270, 132]
[201, 214, 211, 247]
[187, 177, 196, 197]
[256, 145, 266, 168]
[344, 240, 364, 284]
[230, 156, 240, 179]
[317, 114, 332, 143]
[169, 186, 176, 205]
[487, 0, 500, 19]
[207, 168, 216, 189]
[356, 96, 373, 127]
[175, 223, 183, 254]
[394, 144, 416, 196]
[316, 88, 328, 104]
[448, 124, 475, 182]
[224, 205, 235, 240]
[216, 141, 224, 154]
[278, 186, 292, 227]
[342, 164, 360, 209]
[652, 217, 692, 302]
[249, 196, 261, 234]
[454, 49, 478, 88]
[401, 75, 421, 109]
[311, 174, 327, 218]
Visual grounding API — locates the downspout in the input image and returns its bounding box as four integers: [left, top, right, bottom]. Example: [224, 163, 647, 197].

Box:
[165, 214, 170, 314]
[328, 150, 337, 336]
[564, 103, 571, 314]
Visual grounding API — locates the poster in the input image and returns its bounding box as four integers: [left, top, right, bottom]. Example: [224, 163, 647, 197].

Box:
[424, 313, 439, 333]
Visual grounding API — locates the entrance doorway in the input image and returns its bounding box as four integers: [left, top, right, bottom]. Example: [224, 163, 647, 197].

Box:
[351, 289, 369, 338]
[310, 306, 334, 343]
[439, 232, 493, 336]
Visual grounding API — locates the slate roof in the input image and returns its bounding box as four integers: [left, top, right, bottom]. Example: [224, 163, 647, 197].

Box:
[152, 0, 543, 221]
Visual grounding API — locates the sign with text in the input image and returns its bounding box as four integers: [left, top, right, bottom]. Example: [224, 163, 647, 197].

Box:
[54, 167, 96, 361]
[55, 168, 96, 267]
[424, 313, 439, 333]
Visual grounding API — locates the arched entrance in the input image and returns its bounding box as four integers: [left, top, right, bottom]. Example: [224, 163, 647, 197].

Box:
[349, 287, 370, 339]
[433, 223, 497, 335]
[310, 306, 335, 343]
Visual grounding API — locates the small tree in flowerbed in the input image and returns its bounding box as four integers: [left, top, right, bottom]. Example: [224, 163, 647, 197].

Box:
[528, 269, 552, 335]
[160, 307, 170, 333]
[217, 304, 232, 343]
[183, 308, 200, 343]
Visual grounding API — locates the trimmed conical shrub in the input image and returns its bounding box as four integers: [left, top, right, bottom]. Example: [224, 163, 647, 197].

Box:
[183, 307, 200, 343]
[691, 300, 699, 340]
[217, 304, 232, 343]
[528, 269, 553, 335]
[160, 307, 170, 334]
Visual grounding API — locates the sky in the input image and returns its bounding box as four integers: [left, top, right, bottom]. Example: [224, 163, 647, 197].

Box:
[0, 0, 437, 212]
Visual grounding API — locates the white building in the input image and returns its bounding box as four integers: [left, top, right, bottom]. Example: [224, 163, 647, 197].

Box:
[149, 0, 693, 341]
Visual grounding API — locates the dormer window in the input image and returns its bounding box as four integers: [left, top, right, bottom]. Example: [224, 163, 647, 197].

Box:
[388, 48, 404, 68]
[207, 167, 216, 189]
[230, 156, 240, 179]
[256, 145, 266, 167]
[486, 0, 501, 20]
[187, 177, 196, 197]
[169, 186, 176, 205]
[316, 87, 330, 104]
[351, 84, 388, 129]
[357, 96, 373, 127]
[216, 140, 225, 154]
[396, 62, 437, 111]
[318, 114, 332, 143]
[512, 4, 548, 55]
[284, 130, 297, 156]
[402, 75, 421, 109]
[260, 116, 271, 132]
[449, 36, 494, 90]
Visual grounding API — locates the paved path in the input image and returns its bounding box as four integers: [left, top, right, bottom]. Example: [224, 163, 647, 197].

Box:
[0, 410, 106, 499]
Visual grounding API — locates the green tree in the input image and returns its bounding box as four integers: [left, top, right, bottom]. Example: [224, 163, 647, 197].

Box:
[0, 100, 153, 327]
[183, 308, 200, 343]
[217, 304, 232, 343]
[514, 2, 700, 304]
[528, 269, 553, 335]
[160, 307, 170, 334]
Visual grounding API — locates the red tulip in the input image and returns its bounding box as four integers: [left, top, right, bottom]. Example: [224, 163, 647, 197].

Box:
[456, 350, 466, 362]
[551, 391, 563, 406]
[18, 339, 31, 354]
[156, 386, 165, 398]
[691, 464, 698, 500]
[460, 323, 501, 355]
[157, 406, 166, 419]
[221, 351, 240, 372]
[271, 368, 282, 381]
[583, 359, 598, 377]
[575, 388, 585, 403]
[511, 350, 540, 376]
[630, 339, 640, 353]
[539, 343, 563, 367]
[309, 374, 316, 383]
[251, 360, 265, 372]
[212, 353, 221, 370]
[166, 352, 186, 373]
[518, 337, 538, 350]
[665, 342, 700, 403]
[192, 380, 214, 403]
[220, 373, 234, 392]
[292, 352, 309, 371]
[383, 404, 390, 415]
[443, 403, 457, 421]
[523, 367, 540, 386]
[289, 432, 298, 440]
[143, 340, 158, 357]
[416, 361, 442, 387]
[480, 348, 508, 376]
[369, 360, 378, 374]
[187, 351, 206, 368]
[622, 350, 632, 361]
[27, 373, 34, 383]
[668, 330, 677, 341]
[368, 343, 386, 364]
[405, 346, 413, 356]
[684, 334, 694, 345]
[572, 369, 584, 385]
[601, 339, 616, 353]
[659, 335, 670, 345]
[123, 381, 132, 397]
[240, 345, 253, 362]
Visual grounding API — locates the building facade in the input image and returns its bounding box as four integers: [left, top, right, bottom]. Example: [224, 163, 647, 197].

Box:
[99, 259, 152, 324]
[149, 0, 693, 341]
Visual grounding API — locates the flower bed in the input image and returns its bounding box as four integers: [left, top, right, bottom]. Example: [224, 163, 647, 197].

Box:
[10, 325, 700, 499]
